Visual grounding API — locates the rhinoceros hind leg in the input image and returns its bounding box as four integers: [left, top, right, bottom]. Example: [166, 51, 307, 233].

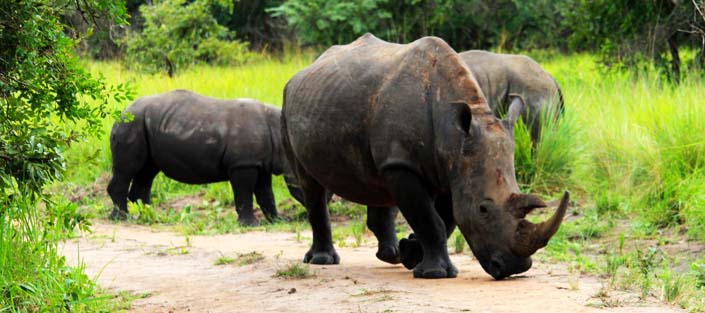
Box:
[107, 171, 132, 220]
[383, 168, 456, 278]
[229, 167, 260, 227]
[127, 161, 159, 205]
[254, 169, 279, 222]
[367, 206, 400, 264]
[300, 173, 339, 265]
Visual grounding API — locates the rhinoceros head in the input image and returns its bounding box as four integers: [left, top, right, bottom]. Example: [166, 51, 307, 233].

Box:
[445, 98, 569, 280]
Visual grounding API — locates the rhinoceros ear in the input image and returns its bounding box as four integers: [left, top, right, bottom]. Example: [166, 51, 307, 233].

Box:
[450, 101, 472, 134]
[502, 96, 525, 132]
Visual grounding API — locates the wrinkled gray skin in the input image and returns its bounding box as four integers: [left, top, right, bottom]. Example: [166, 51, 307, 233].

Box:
[459, 50, 564, 142]
[107, 90, 302, 226]
[282, 34, 569, 280]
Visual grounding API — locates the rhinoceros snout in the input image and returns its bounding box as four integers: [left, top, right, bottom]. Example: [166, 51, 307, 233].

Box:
[483, 254, 532, 280]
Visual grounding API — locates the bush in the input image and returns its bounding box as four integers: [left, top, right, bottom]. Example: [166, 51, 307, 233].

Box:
[123, 0, 257, 76]
[269, 0, 570, 51]
[0, 0, 132, 310]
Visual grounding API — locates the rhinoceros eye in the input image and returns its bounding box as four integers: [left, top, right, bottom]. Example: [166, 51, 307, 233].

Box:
[479, 199, 493, 217]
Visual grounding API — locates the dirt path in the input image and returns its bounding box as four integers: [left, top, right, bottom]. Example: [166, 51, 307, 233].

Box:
[61, 222, 680, 313]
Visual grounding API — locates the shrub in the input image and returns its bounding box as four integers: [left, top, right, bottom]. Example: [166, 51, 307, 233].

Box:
[1, 1, 132, 310]
[123, 0, 256, 76]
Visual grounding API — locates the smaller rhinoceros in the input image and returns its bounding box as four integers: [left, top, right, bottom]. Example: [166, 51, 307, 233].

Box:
[458, 50, 564, 142]
[107, 90, 301, 226]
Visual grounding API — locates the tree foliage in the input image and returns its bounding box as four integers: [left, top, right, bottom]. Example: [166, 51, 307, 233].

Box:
[123, 0, 257, 76]
[0, 1, 134, 310]
[0, 0, 133, 196]
[268, 0, 568, 51]
[564, 0, 705, 82]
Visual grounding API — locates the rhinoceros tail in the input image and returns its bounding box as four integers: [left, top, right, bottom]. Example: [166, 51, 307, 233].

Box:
[553, 78, 565, 117]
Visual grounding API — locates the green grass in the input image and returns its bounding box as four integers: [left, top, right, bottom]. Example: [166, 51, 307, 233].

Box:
[213, 255, 235, 265]
[236, 251, 266, 266]
[0, 193, 110, 311]
[274, 262, 312, 279]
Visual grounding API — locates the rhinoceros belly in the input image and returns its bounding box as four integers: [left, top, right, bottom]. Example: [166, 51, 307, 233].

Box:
[288, 112, 395, 206]
[147, 120, 229, 184]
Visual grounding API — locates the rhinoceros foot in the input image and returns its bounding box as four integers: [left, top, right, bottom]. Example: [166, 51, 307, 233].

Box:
[376, 243, 400, 264]
[109, 208, 128, 221]
[304, 247, 340, 265]
[237, 216, 260, 227]
[412, 260, 458, 279]
[399, 234, 423, 270]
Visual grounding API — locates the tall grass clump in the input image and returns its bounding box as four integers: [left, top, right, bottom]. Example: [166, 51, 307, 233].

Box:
[1, 191, 107, 311]
[546, 54, 705, 239]
[514, 104, 581, 195]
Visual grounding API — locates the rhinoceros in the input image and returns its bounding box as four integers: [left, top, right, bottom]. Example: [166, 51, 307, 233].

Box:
[458, 50, 564, 142]
[282, 33, 569, 280]
[107, 90, 301, 226]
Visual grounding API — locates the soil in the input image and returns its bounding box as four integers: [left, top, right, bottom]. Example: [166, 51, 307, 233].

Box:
[61, 222, 682, 313]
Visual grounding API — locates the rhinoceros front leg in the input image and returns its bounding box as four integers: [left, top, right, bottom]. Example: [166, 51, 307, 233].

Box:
[228, 167, 260, 227]
[383, 168, 457, 279]
[399, 194, 456, 270]
[366, 206, 400, 264]
[254, 170, 279, 222]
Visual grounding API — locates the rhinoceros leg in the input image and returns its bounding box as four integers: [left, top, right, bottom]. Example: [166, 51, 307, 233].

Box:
[107, 171, 132, 220]
[399, 194, 456, 270]
[366, 206, 400, 264]
[301, 177, 339, 265]
[254, 169, 279, 222]
[383, 168, 457, 279]
[228, 167, 260, 227]
[127, 161, 159, 205]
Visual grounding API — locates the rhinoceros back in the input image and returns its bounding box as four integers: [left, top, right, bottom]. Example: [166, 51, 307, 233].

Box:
[130, 90, 274, 184]
[284, 35, 489, 205]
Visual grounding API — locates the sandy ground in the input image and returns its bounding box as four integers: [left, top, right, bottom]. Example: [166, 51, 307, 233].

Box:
[60, 222, 682, 313]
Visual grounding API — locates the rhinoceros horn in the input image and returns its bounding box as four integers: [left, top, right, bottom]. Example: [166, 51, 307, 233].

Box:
[513, 191, 570, 257]
[510, 193, 547, 218]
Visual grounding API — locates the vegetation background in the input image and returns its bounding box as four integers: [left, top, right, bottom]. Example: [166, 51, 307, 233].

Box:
[2, 0, 705, 311]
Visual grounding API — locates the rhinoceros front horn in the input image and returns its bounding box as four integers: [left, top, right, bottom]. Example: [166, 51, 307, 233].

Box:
[513, 191, 570, 257]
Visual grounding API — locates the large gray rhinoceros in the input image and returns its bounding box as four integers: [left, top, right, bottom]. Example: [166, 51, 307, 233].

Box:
[282, 33, 569, 280]
[458, 50, 564, 142]
[107, 90, 302, 226]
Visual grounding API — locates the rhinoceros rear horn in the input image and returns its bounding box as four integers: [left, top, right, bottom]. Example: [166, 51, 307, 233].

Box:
[513, 191, 570, 257]
[509, 193, 547, 218]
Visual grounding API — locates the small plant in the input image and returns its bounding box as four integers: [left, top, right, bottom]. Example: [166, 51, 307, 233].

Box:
[127, 200, 159, 225]
[236, 251, 265, 266]
[275, 262, 312, 279]
[692, 261, 705, 289]
[214, 253, 235, 265]
[46, 200, 92, 238]
[635, 247, 660, 299]
[452, 230, 465, 254]
[604, 234, 626, 287]
[350, 222, 365, 247]
[658, 268, 684, 304]
[568, 263, 581, 290]
[294, 226, 303, 242]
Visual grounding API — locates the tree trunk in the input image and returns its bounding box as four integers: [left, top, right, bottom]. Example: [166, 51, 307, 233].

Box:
[667, 35, 680, 84]
[165, 56, 174, 78]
